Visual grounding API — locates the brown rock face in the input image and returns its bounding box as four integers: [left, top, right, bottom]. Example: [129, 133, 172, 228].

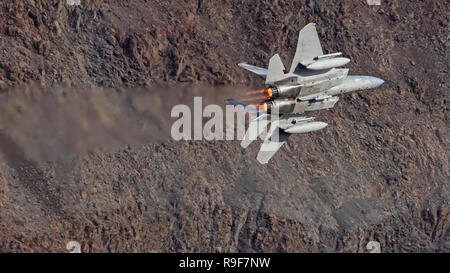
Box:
[0, 0, 448, 252]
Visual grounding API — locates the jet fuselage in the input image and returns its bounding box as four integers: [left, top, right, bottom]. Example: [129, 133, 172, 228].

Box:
[264, 68, 384, 114]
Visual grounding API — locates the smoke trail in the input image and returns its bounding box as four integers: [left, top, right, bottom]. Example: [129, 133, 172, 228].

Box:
[0, 84, 249, 164]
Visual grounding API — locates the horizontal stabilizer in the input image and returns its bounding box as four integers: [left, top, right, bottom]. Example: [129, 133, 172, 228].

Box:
[225, 98, 247, 108]
[256, 120, 290, 164]
[238, 63, 267, 78]
[241, 114, 270, 148]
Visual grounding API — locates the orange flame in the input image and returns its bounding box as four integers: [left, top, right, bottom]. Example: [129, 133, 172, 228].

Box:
[239, 96, 268, 102]
[262, 102, 268, 112]
[245, 88, 273, 98]
[242, 102, 268, 114]
[246, 89, 266, 95]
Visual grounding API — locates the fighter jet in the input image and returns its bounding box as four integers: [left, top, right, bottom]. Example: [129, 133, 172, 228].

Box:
[227, 23, 384, 164]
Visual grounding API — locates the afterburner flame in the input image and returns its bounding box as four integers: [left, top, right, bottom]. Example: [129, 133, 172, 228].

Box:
[262, 102, 268, 112]
[246, 89, 266, 95]
[245, 102, 268, 113]
[245, 88, 273, 98]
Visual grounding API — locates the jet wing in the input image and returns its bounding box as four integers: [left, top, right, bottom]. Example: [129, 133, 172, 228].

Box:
[256, 120, 291, 164]
[238, 63, 267, 78]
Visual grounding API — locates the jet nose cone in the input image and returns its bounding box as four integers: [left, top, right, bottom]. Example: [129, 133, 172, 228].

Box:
[369, 77, 384, 88]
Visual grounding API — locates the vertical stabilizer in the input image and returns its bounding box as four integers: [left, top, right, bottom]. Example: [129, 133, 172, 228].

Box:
[265, 54, 286, 84]
[289, 23, 324, 73]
